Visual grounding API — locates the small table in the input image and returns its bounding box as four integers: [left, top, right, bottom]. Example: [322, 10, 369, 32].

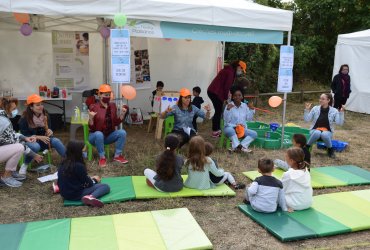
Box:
[16, 96, 72, 125]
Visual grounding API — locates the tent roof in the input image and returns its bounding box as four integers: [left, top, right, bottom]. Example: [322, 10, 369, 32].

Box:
[337, 29, 370, 46]
[0, 0, 293, 32]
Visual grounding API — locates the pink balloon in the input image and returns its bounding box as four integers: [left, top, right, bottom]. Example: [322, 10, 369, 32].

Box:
[121, 85, 136, 100]
[20, 23, 32, 36]
[100, 26, 110, 39]
[268, 96, 283, 108]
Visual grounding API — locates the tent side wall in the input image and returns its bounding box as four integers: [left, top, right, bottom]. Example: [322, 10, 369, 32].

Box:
[333, 31, 370, 114]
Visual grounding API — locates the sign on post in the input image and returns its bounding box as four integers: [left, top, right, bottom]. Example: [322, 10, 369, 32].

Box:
[277, 46, 294, 93]
[111, 29, 131, 83]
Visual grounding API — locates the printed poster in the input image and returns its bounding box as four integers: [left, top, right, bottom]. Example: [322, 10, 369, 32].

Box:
[134, 49, 151, 86]
[111, 29, 131, 84]
[52, 31, 89, 88]
[277, 45, 294, 93]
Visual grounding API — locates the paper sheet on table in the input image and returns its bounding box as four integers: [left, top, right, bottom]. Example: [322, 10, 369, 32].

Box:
[38, 172, 58, 183]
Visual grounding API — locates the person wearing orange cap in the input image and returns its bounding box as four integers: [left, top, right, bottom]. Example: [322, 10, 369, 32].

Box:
[19, 94, 66, 173]
[88, 84, 128, 167]
[160, 88, 211, 148]
[207, 60, 246, 138]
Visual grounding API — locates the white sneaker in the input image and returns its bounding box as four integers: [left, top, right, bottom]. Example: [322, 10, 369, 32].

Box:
[241, 147, 252, 153]
[19, 164, 28, 175]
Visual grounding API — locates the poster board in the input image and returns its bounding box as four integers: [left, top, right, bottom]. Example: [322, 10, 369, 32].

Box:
[52, 31, 89, 88]
[153, 91, 179, 113]
[111, 29, 131, 84]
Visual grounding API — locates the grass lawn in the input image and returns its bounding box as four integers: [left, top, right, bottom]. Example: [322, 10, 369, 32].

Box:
[1, 98, 369, 249]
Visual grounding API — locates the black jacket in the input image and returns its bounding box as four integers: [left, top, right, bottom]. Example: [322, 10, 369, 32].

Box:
[331, 74, 351, 98]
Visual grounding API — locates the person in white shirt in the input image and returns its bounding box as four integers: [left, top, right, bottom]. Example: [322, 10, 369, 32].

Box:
[223, 86, 256, 153]
[281, 147, 313, 212]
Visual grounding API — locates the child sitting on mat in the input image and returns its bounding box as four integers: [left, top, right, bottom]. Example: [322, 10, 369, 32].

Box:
[274, 134, 311, 171]
[144, 134, 184, 192]
[58, 141, 110, 208]
[281, 147, 312, 212]
[244, 158, 287, 213]
[204, 141, 245, 189]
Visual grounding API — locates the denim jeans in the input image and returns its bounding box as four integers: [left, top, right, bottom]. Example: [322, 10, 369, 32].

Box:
[25, 137, 66, 164]
[224, 126, 257, 149]
[307, 129, 333, 148]
[80, 183, 110, 199]
[88, 129, 127, 158]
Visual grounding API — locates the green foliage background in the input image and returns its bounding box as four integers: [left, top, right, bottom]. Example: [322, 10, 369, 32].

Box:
[225, 0, 370, 92]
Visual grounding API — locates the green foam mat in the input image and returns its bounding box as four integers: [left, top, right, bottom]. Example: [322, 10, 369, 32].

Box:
[132, 175, 235, 198]
[152, 208, 213, 249]
[0, 222, 26, 250]
[243, 165, 369, 188]
[238, 189, 370, 241]
[19, 219, 71, 250]
[64, 176, 136, 206]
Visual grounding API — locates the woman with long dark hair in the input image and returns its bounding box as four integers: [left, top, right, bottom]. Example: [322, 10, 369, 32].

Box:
[57, 141, 110, 207]
[144, 134, 184, 192]
[19, 94, 66, 171]
[207, 60, 247, 137]
[331, 64, 351, 110]
[304, 93, 344, 158]
[161, 88, 211, 148]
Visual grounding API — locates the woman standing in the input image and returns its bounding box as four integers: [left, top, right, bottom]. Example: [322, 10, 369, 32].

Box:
[331, 64, 351, 110]
[19, 94, 66, 170]
[304, 93, 344, 158]
[207, 60, 247, 137]
[223, 86, 257, 153]
[161, 88, 211, 148]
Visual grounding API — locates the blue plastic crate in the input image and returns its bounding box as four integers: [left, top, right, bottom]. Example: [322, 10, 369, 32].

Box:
[316, 140, 348, 152]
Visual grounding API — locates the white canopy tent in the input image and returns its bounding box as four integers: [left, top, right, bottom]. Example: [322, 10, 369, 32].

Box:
[0, 0, 293, 120]
[333, 29, 370, 114]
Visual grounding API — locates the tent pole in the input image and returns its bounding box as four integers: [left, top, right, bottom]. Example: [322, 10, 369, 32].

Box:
[281, 31, 291, 148]
[103, 37, 107, 83]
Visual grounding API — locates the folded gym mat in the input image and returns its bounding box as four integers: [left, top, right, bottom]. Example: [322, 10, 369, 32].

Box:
[0, 208, 212, 250]
[63, 176, 136, 206]
[64, 175, 235, 206]
[238, 189, 370, 241]
[243, 165, 370, 188]
[132, 175, 235, 199]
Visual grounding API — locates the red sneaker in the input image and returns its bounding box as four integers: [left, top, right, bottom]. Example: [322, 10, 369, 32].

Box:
[82, 195, 104, 208]
[52, 182, 60, 194]
[99, 157, 107, 167]
[113, 155, 129, 164]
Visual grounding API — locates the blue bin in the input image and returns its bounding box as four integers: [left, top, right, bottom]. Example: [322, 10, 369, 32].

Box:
[270, 123, 280, 132]
[316, 140, 348, 152]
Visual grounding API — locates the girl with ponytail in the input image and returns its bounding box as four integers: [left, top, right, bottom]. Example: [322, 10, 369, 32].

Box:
[144, 134, 184, 192]
[281, 147, 313, 212]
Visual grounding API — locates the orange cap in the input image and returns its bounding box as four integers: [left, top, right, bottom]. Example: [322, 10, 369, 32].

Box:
[238, 61, 247, 73]
[99, 84, 112, 93]
[26, 94, 43, 105]
[179, 88, 191, 97]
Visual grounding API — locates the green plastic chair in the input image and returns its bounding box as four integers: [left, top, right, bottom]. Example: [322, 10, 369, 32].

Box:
[82, 124, 110, 161]
[164, 115, 174, 138]
[19, 150, 52, 169]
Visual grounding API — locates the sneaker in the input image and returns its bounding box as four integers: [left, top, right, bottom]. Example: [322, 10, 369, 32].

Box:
[233, 183, 246, 190]
[211, 130, 222, 138]
[1, 176, 22, 187]
[328, 148, 336, 158]
[228, 145, 242, 153]
[82, 195, 104, 208]
[52, 182, 60, 194]
[99, 157, 107, 167]
[146, 178, 155, 188]
[113, 155, 129, 164]
[241, 147, 252, 153]
[11, 171, 26, 181]
[19, 163, 28, 175]
[0, 178, 6, 187]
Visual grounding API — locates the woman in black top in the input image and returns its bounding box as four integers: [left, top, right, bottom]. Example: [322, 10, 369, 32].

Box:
[58, 141, 110, 207]
[331, 64, 351, 110]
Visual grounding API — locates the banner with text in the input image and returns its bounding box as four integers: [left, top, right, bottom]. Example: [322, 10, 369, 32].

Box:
[111, 29, 131, 84]
[277, 45, 294, 93]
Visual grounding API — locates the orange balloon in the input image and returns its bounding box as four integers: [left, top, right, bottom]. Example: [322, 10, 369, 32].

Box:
[268, 96, 283, 108]
[121, 85, 136, 100]
[13, 13, 30, 24]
